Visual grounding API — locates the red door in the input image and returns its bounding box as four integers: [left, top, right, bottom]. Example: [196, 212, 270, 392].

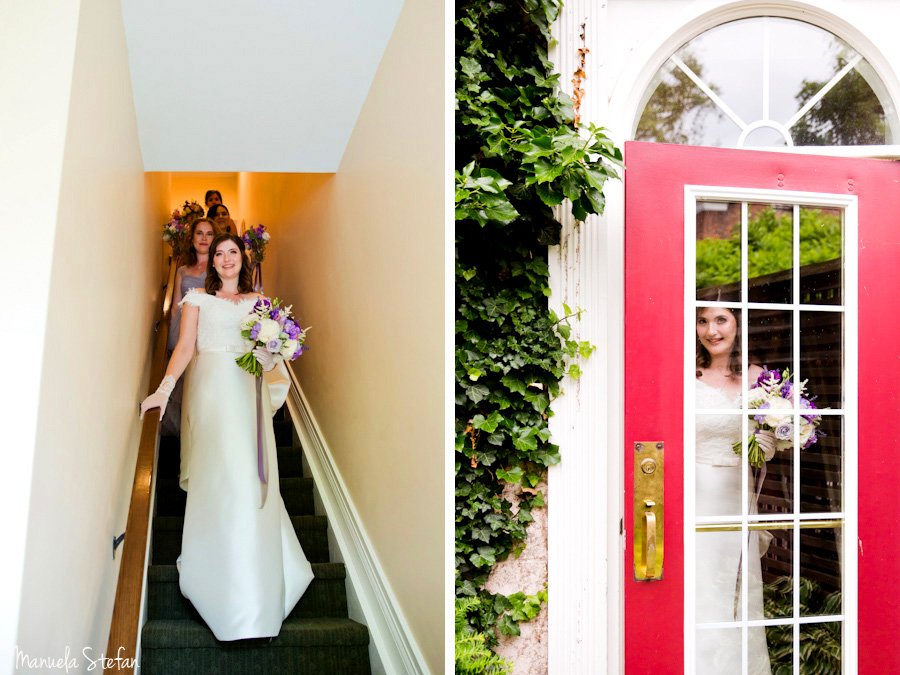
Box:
[624, 141, 900, 674]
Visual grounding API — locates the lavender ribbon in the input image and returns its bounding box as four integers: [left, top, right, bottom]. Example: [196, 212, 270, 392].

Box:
[256, 375, 269, 509]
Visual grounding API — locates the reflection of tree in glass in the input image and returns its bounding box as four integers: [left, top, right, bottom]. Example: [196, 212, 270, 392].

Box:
[636, 53, 723, 145]
[696, 208, 841, 289]
[792, 53, 886, 146]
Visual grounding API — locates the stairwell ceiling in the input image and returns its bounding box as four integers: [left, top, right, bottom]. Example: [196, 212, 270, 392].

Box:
[121, 0, 403, 172]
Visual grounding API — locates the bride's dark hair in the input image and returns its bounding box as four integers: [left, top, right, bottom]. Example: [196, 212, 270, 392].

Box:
[696, 307, 742, 378]
[206, 233, 254, 294]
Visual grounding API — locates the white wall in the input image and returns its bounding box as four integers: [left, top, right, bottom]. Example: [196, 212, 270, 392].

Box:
[234, 0, 443, 671]
[0, 2, 82, 669]
[11, 0, 170, 669]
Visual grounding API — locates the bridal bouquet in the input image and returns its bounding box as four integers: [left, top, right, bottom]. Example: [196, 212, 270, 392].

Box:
[235, 297, 309, 376]
[242, 224, 270, 265]
[733, 367, 823, 468]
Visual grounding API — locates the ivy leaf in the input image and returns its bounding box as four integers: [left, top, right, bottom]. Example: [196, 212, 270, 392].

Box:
[496, 465, 525, 484]
[466, 384, 490, 404]
[497, 613, 520, 636]
[557, 323, 571, 339]
[523, 390, 549, 413]
[473, 411, 503, 433]
[568, 363, 582, 380]
[536, 182, 564, 206]
[500, 376, 527, 394]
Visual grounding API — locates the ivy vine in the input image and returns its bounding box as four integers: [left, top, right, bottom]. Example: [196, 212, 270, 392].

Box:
[455, 0, 622, 654]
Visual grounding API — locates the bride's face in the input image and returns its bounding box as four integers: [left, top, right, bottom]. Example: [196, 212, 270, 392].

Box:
[696, 307, 737, 356]
[213, 240, 242, 279]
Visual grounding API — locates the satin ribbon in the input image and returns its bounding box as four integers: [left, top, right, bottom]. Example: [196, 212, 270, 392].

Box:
[733, 462, 767, 619]
[253, 263, 263, 293]
[256, 375, 269, 509]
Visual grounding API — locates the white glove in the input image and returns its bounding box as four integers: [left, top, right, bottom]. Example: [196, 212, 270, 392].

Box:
[756, 430, 776, 461]
[253, 347, 281, 372]
[140, 375, 176, 420]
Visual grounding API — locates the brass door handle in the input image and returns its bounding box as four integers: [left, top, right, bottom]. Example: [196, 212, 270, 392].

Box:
[633, 441, 663, 580]
[642, 500, 657, 577]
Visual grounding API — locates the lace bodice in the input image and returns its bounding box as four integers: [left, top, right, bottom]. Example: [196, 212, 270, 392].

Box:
[180, 289, 257, 353]
[695, 379, 741, 466]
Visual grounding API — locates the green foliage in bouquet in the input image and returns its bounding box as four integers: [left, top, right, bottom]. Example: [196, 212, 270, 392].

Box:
[456, 0, 621, 646]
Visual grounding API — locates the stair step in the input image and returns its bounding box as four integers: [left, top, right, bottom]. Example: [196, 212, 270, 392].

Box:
[277, 446, 304, 478]
[151, 516, 329, 565]
[140, 617, 370, 675]
[148, 563, 348, 621]
[273, 420, 293, 446]
[155, 477, 314, 517]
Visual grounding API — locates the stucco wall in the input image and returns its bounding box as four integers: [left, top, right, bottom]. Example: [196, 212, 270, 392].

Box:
[234, 0, 443, 670]
[13, 0, 170, 666]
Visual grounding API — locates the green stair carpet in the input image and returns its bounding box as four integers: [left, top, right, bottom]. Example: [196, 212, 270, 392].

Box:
[140, 409, 372, 674]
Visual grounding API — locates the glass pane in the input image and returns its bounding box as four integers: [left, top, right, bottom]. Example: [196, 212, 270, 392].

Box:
[800, 312, 843, 409]
[743, 126, 789, 147]
[697, 201, 741, 301]
[695, 415, 743, 519]
[765, 623, 794, 675]
[748, 309, 794, 384]
[792, 63, 888, 145]
[761, 527, 794, 619]
[635, 58, 728, 145]
[696, 626, 742, 674]
[800, 206, 843, 305]
[799, 622, 842, 674]
[801, 415, 842, 514]
[696, 531, 742, 624]
[800, 527, 843, 618]
[748, 203, 793, 304]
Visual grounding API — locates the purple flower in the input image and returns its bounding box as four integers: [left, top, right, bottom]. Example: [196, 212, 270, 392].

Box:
[250, 324, 261, 339]
[266, 339, 281, 353]
[775, 422, 794, 441]
[800, 397, 820, 422]
[256, 225, 264, 235]
[269, 308, 281, 322]
[779, 380, 793, 399]
[753, 402, 770, 424]
[758, 367, 781, 386]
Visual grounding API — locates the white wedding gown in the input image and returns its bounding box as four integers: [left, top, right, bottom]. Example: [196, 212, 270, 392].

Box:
[695, 379, 771, 675]
[176, 289, 314, 641]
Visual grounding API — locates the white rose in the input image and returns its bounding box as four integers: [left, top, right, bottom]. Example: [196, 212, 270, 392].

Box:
[798, 422, 814, 447]
[280, 339, 298, 359]
[257, 318, 281, 342]
[242, 339, 255, 353]
[748, 387, 768, 405]
[763, 397, 793, 428]
[239, 314, 258, 331]
[261, 232, 270, 242]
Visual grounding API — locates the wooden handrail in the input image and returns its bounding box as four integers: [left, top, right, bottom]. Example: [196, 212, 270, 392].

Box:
[105, 258, 178, 673]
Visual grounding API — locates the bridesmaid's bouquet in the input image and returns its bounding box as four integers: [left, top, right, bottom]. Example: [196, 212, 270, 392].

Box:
[733, 367, 824, 467]
[235, 297, 309, 376]
[162, 215, 189, 259]
[179, 199, 205, 224]
[242, 224, 270, 265]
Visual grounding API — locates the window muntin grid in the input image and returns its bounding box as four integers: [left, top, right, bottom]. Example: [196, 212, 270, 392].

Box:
[635, 17, 898, 148]
[685, 187, 856, 675]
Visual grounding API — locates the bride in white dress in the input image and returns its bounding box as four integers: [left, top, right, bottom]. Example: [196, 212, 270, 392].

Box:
[142, 233, 314, 641]
[694, 306, 774, 675]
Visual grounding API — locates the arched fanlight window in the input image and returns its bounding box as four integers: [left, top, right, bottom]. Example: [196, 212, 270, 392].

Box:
[635, 17, 899, 147]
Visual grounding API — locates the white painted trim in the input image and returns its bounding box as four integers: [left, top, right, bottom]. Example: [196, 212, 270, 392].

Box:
[283, 371, 431, 675]
[683, 185, 859, 674]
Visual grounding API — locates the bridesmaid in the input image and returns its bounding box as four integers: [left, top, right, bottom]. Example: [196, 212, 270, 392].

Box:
[162, 217, 221, 436]
[207, 204, 236, 234]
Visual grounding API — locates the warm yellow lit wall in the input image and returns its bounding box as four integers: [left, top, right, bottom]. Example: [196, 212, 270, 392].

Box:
[14, 0, 170, 664]
[170, 172, 238, 216]
[236, 0, 443, 670]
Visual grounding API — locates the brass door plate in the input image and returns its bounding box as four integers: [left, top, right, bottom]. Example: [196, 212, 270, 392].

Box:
[633, 441, 664, 581]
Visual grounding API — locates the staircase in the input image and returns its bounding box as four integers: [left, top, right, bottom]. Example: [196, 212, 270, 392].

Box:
[140, 408, 372, 674]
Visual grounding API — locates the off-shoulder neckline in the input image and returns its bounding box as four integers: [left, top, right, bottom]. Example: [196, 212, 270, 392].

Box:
[187, 289, 259, 306]
[695, 377, 742, 403]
